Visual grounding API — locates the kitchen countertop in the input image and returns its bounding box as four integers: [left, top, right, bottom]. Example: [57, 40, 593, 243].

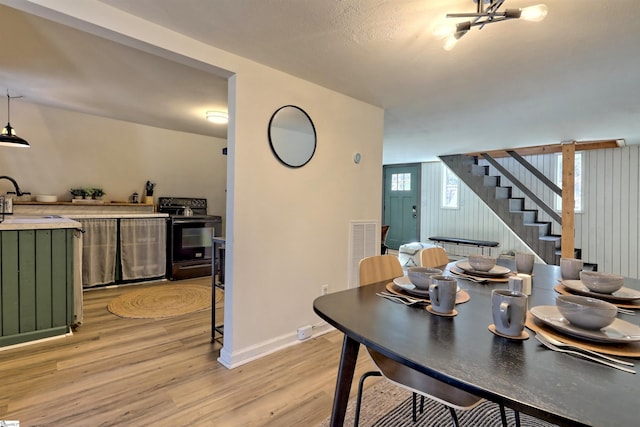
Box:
[0, 213, 169, 230]
[0, 215, 82, 230]
[69, 213, 168, 219]
[14, 201, 146, 206]
[12, 201, 158, 216]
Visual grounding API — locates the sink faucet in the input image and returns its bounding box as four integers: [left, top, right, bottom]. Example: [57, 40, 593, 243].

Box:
[0, 175, 25, 196]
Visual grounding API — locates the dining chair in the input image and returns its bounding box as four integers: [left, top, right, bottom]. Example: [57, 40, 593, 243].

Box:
[419, 246, 449, 268]
[355, 254, 514, 427]
[358, 254, 403, 288]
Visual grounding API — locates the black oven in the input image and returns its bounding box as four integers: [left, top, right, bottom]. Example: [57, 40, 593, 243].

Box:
[158, 197, 222, 280]
[171, 218, 215, 262]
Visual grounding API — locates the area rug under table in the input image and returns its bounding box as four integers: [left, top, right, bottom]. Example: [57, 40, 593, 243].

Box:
[107, 283, 217, 319]
[319, 379, 559, 427]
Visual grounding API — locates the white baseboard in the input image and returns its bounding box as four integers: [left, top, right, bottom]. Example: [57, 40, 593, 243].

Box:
[217, 321, 334, 369]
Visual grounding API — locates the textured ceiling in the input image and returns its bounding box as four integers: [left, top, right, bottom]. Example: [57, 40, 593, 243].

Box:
[2, 0, 640, 163]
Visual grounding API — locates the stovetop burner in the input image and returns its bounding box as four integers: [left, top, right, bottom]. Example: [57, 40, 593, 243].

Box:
[158, 197, 210, 216]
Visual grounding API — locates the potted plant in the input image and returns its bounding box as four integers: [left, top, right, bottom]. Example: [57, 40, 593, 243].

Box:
[90, 188, 105, 199]
[70, 188, 86, 199]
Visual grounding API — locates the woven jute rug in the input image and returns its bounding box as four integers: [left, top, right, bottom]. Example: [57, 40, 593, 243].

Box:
[318, 379, 559, 427]
[107, 283, 218, 319]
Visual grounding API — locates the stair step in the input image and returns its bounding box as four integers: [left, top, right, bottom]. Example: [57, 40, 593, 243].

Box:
[471, 164, 489, 176]
[524, 222, 551, 236]
[483, 175, 499, 187]
[511, 210, 538, 223]
[495, 187, 511, 199]
[509, 198, 525, 211]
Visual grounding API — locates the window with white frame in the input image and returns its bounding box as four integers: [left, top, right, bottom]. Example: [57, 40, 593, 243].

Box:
[441, 165, 459, 209]
[555, 152, 582, 212]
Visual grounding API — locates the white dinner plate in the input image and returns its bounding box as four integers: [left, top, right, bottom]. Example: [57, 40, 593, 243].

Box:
[455, 260, 511, 277]
[393, 276, 460, 298]
[529, 305, 640, 344]
[393, 276, 430, 297]
[561, 280, 640, 302]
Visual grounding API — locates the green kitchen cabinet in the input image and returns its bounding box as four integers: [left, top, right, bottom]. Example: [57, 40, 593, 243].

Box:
[0, 228, 75, 347]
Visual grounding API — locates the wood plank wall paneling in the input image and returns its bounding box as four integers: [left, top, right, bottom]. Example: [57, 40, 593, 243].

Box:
[422, 145, 640, 278]
[628, 148, 639, 279]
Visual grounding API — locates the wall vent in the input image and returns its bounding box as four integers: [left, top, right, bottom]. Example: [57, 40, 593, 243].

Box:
[348, 220, 378, 288]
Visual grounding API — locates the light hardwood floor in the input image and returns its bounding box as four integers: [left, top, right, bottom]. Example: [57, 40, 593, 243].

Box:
[0, 278, 378, 426]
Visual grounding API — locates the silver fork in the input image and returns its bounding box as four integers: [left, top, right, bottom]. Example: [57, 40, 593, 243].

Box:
[448, 271, 487, 283]
[618, 307, 636, 316]
[535, 334, 636, 374]
[376, 293, 423, 306]
[536, 330, 635, 367]
[378, 291, 425, 303]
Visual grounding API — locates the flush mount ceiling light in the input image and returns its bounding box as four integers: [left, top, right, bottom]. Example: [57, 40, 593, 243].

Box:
[0, 92, 29, 148]
[434, 0, 548, 51]
[206, 111, 229, 124]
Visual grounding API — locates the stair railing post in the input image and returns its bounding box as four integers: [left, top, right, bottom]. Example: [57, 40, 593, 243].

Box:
[561, 141, 576, 259]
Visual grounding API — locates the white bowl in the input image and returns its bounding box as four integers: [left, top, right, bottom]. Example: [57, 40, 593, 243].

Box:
[407, 267, 442, 290]
[579, 271, 624, 294]
[467, 255, 496, 272]
[35, 195, 58, 202]
[556, 295, 617, 330]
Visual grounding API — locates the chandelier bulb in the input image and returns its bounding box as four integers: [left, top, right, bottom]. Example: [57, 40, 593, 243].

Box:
[519, 4, 548, 22]
[433, 23, 458, 40]
[443, 35, 460, 51]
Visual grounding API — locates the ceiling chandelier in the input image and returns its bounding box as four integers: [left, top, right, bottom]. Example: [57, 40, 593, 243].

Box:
[0, 92, 29, 148]
[434, 0, 548, 51]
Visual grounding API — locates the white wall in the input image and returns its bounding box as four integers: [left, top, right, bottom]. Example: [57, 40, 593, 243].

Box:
[14, 1, 385, 367]
[225, 69, 383, 366]
[0, 102, 227, 216]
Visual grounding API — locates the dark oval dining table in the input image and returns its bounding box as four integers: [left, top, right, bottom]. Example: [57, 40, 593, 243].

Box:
[313, 259, 640, 427]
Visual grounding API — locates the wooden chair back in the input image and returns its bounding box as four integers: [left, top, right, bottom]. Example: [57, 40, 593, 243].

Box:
[359, 254, 404, 286]
[420, 247, 449, 268]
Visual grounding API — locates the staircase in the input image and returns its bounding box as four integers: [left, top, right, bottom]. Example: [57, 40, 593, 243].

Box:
[440, 154, 561, 265]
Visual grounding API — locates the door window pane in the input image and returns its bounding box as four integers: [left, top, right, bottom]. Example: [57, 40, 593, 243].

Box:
[391, 173, 411, 191]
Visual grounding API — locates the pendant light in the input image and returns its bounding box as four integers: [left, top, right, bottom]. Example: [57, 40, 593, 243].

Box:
[0, 92, 29, 148]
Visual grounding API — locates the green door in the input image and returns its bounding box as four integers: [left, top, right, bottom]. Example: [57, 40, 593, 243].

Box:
[383, 164, 420, 250]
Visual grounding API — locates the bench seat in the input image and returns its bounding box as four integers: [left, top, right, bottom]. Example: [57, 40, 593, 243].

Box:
[428, 236, 500, 248]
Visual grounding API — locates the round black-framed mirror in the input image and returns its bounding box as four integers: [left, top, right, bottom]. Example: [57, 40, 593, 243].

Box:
[268, 105, 316, 168]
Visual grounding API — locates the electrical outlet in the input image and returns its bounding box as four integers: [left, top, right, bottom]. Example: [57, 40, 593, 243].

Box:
[321, 284, 329, 295]
[297, 325, 312, 340]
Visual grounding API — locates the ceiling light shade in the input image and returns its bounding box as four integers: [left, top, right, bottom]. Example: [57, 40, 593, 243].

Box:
[519, 4, 548, 22]
[439, 0, 547, 50]
[0, 93, 29, 148]
[206, 111, 228, 124]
